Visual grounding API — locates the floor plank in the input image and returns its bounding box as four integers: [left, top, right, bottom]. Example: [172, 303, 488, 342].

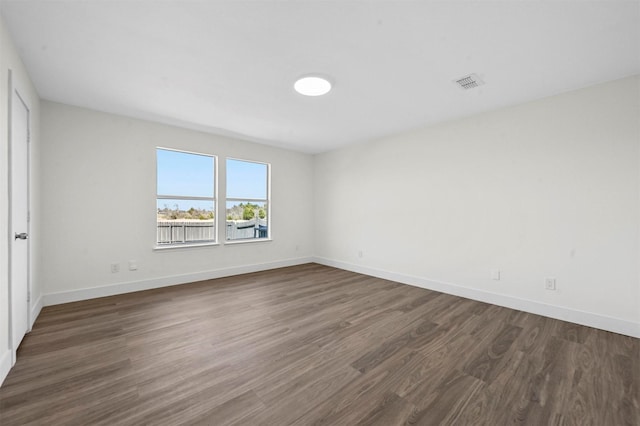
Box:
[0, 263, 637, 425]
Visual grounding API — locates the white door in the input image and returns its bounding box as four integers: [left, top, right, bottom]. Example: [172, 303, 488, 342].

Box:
[9, 71, 30, 362]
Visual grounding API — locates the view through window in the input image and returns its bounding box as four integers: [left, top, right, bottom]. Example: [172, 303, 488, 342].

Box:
[156, 148, 216, 245]
[226, 158, 269, 241]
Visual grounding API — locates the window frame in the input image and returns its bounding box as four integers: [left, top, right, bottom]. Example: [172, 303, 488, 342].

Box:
[155, 147, 218, 249]
[225, 157, 271, 244]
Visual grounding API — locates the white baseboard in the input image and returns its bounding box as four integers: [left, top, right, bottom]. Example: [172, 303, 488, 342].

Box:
[30, 294, 43, 330]
[39, 255, 640, 338]
[313, 257, 640, 339]
[43, 257, 314, 306]
[0, 349, 11, 387]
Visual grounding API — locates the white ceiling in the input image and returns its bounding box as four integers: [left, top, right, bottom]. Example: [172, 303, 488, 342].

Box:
[1, 1, 639, 153]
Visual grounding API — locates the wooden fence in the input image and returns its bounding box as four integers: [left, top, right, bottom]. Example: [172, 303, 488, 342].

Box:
[157, 220, 215, 244]
[225, 218, 268, 240]
[157, 219, 268, 244]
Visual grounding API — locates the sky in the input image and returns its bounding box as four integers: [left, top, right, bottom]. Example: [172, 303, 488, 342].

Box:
[156, 149, 267, 211]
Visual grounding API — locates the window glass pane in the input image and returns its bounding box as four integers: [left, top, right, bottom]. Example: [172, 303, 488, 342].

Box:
[156, 147, 216, 246]
[225, 201, 268, 240]
[226, 159, 267, 199]
[157, 149, 214, 197]
[157, 199, 214, 244]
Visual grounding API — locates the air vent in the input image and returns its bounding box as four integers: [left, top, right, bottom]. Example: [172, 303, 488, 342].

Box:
[454, 73, 484, 90]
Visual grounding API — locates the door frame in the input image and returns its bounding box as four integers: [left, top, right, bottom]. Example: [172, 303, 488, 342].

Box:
[7, 69, 32, 366]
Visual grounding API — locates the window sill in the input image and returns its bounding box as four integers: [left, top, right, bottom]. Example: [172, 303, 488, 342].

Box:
[224, 238, 272, 246]
[153, 242, 219, 251]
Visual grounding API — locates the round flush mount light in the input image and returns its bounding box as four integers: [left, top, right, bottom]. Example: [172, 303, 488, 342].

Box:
[294, 75, 332, 96]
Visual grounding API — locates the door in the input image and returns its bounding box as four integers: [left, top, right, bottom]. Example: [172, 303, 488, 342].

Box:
[9, 70, 30, 362]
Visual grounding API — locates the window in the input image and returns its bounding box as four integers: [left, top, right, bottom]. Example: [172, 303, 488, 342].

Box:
[156, 148, 216, 246]
[226, 158, 269, 241]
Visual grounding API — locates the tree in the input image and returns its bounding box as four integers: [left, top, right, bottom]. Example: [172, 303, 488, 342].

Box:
[243, 206, 255, 220]
[258, 209, 266, 219]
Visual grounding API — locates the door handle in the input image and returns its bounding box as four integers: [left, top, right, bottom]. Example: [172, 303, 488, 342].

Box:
[14, 232, 28, 240]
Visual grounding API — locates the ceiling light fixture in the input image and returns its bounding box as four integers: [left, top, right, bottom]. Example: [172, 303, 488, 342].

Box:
[294, 76, 332, 96]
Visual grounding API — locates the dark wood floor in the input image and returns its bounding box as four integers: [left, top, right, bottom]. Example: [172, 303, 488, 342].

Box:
[0, 263, 638, 425]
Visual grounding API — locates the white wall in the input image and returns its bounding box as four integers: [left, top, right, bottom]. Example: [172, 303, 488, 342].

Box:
[39, 101, 314, 302]
[314, 76, 640, 337]
[0, 14, 41, 385]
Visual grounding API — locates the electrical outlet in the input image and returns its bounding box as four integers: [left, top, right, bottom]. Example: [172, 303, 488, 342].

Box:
[110, 263, 120, 273]
[545, 277, 556, 291]
[491, 270, 501, 281]
[128, 260, 138, 271]
[358, 250, 363, 258]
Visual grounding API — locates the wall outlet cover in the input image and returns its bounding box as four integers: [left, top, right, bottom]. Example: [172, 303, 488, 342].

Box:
[545, 277, 556, 291]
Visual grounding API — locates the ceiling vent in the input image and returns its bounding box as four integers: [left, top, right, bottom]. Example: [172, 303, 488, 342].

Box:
[454, 73, 484, 90]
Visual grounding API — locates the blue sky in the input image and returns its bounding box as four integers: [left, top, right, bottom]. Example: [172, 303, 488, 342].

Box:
[226, 158, 267, 199]
[157, 149, 267, 211]
[157, 149, 214, 197]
